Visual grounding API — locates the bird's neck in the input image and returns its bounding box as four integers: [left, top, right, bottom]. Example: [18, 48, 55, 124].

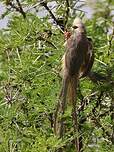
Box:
[73, 31, 86, 38]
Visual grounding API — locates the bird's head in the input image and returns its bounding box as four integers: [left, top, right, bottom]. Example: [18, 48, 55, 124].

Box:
[72, 18, 86, 34]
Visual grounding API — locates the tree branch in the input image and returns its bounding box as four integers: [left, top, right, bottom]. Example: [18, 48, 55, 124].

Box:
[16, 0, 26, 18]
[6, 0, 26, 18]
[40, 1, 64, 33]
[87, 71, 107, 83]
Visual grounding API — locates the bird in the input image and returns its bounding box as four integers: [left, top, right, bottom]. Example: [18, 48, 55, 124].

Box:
[54, 18, 94, 152]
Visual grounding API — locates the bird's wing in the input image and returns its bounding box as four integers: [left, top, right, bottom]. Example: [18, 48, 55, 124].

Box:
[80, 37, 94, 78]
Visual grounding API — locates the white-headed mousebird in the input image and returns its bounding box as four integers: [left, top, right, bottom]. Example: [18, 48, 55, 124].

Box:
[54, 18, 94, 152]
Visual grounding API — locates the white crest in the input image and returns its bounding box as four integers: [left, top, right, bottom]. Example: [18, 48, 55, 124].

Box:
[72, 17, 83, 27]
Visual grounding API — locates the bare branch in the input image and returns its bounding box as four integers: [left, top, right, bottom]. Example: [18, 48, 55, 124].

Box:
[16, 0, 26, 18]
[6, 0, 26, 18]
[40, 1, 64, 33]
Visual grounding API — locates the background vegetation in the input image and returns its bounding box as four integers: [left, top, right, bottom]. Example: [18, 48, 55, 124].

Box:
[0, 0, 114, 151]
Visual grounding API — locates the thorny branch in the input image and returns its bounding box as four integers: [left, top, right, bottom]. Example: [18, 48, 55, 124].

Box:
[16, 0, 26, 18]
[6, 0, 26, 18]
[92, 91, 103, 115]
[87, 92, 111, 139]
[87, 71, 107, 83]
[40, 1, 64, 32]
[3, 83, 20, 106]
[36, 36, 57, 49]
[77, 90, 112, 142]
[92, 114, 111, 139]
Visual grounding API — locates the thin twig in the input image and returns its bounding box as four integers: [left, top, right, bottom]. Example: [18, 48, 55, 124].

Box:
[16, 0, 26, 18]
[64, 0, 70, 26]
[7, 0, 26, 18]
[36, 36, 57, 48]
[92, 115, 110, 138]
[40, 1, 64, 33]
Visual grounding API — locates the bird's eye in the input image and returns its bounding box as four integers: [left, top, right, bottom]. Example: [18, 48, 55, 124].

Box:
[72, 26, 78, 29]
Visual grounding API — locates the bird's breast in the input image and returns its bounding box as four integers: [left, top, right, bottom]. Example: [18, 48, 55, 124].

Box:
[65, 34, 88, 76]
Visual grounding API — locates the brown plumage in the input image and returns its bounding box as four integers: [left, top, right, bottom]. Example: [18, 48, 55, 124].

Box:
[54, 18, 94, 152]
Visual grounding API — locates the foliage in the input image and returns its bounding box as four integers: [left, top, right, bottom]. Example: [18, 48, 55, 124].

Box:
[0, 0, 114, 152]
